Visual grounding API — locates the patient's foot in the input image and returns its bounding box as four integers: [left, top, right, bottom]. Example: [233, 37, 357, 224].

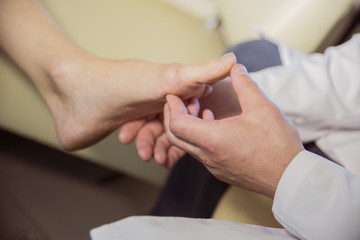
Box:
[45, 53, 235, 151]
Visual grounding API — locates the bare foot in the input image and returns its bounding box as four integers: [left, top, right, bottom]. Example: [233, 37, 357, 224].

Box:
[44, 53, 236, 150]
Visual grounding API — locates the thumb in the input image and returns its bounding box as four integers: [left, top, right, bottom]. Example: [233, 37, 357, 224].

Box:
[166, 94, 189, 116]
[165, 95, 212, 148]
[230, 64, 269, 113]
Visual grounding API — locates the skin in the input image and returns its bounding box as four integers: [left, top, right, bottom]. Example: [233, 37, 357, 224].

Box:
[122, 64, 304, 198]
[163, 64, 304, 198]
[0, 0, 236, 150]
[119, 98, 200, 169]
[119, 73, 243, 167]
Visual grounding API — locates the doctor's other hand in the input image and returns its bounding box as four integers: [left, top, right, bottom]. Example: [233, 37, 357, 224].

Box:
[164, 64, 304, 198]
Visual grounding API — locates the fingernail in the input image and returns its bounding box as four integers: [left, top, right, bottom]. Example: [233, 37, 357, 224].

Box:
[118, 132, 128, 144]
[118, 133, 125, 143]
[155, 152, 165, 164]
[221, 52, 237, 63]
[139, 148, 149, 161]
[235, 64, 248, 75]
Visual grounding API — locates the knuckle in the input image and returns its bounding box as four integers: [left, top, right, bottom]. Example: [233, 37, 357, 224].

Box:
[163, 63, 183, 82]
[265, 104, 283, 121]
[169, 117, 185, 136]
[249, 102, 282, 125]
[206, 141, 220, 154]
[201, 133, 220, 153]
[161, 63, 191, 95]
[201, 157, 217, 169]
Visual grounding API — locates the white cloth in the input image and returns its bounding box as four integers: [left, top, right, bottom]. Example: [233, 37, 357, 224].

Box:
[91, 35, 360, 240]
[90, 151, 360, 240]
[90, 216, 296, 240]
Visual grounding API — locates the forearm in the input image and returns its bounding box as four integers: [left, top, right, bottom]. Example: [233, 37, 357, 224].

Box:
[0, 0, 88, 98]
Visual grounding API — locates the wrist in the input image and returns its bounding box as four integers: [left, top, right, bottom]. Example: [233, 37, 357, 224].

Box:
[264, 147, 304, 199]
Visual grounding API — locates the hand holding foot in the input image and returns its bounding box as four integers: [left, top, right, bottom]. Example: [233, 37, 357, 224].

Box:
[164, 64, 304, 198]
[119, 98, 200, 168]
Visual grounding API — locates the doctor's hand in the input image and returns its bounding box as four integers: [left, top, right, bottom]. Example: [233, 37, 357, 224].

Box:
[119, 98, 200, 169]
[164, 64, 304, 198]
[119, 68, 242, 168]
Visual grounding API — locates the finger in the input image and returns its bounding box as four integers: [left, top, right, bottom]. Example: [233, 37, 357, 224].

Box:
[182, 52, 236, 85]
[118, 119, 147, 144]
[163, 100, 188, 148]
[166, 95, 213, 148]
[153, 134, 172, 166]
[135, 120, 164, 161]
[163, 98, 199, 154]
[202, 109, 215, 120]
[153, 131, 185, 169]
[230, 64, 270, 113]
[165, 146, 185, 169]
[201, 84, 213, 97]
[187, 98, 200, 117]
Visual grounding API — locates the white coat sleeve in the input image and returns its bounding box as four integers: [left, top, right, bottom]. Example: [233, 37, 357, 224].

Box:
[273, 151, 360, 240]
[251, 34, 360, 142]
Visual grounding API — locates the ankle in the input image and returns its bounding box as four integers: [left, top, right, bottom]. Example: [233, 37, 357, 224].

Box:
[46, 55, 121, 151]
[45, 56, 89, 150]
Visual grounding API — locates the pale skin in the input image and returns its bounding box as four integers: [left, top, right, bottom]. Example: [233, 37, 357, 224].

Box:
[119, 71, 243, 168]
[0, 0, 236, 151]
[121, 64, 304, 198]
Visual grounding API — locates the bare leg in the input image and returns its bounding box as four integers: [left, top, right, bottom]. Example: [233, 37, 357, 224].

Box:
[0, 0, 235, 150]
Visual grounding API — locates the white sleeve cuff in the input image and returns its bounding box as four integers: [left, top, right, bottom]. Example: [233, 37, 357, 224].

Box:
[273, 150, 360, 240]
